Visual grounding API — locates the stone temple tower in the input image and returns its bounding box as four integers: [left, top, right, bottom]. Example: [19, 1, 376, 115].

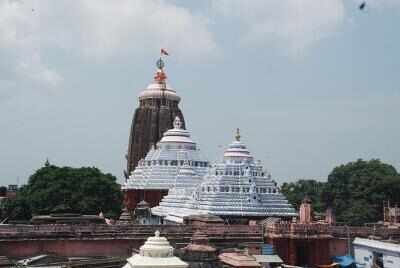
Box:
[125, 57, 185, 178]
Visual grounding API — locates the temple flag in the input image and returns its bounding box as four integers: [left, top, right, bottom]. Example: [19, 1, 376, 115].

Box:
[161, 48, 169, 56]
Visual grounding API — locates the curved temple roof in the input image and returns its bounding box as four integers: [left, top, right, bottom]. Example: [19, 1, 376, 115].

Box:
[123, 117, 209, 191]
[138, 59, 181, 102]
[152, 130, 297, 221]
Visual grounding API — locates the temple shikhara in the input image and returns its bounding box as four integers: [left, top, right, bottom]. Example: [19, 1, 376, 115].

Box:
[123, 116, 209, 210]
[152, 129, 296, 223]
[125, 57, 185, 178]
[124, 57, 186, 210]
[123, 56, 296, 224]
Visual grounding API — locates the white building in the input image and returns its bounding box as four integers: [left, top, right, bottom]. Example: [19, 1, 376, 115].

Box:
[123, 230, 188, 268]
[353, 237, 400, 268]
[152, 129, 296, 223]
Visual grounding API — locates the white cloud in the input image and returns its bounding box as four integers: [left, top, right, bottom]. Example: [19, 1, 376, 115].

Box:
[213, 0, 346, 55]
[74, 0, 216, 60]
[0, 0, 216, 89]
[0, 0, 63, 88]
[15, 52, 63, 88]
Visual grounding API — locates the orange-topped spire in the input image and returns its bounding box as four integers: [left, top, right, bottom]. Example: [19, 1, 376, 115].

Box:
[154, 57, 167, 83]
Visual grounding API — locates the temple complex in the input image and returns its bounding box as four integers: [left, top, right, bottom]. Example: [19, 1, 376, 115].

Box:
[125, 57, 185, 178]
[123, 117, 209, 210]
[152, 130, 297, 223]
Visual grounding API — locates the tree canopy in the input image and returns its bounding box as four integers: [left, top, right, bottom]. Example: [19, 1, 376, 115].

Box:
[3, 164, 122, 221]
[281, 159, 400, 226]
[281, 179, 325, 212]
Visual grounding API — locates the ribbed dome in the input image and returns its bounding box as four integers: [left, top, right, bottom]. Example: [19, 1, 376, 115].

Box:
[223, 129, 253, 162]
[139, 231, 174, 258]
[138, 82, 180, 102]
[138, 67, 181, 102]
[159, 117, 194, 144]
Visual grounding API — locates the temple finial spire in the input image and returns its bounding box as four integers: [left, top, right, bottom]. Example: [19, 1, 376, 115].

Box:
[173, 116, 182, 129]
[154, 49, 169, 83]
[235, 128, 241, 141]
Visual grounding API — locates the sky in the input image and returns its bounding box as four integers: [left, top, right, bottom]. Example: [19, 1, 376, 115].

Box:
[0, 0, 399, 186]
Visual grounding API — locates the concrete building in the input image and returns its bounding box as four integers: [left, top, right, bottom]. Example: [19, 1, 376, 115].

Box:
[353, 237, 400, 268]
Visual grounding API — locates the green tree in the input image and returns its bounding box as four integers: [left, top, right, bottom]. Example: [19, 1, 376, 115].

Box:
[323, 159, 400, 225]
[1, 197, 32, 221]
[16, 164, 122, 220]
[280, 159, 400, 226]
[281, 179, 325, 212]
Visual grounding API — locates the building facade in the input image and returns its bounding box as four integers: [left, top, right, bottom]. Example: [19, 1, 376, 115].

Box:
[353, 237, 400, 268]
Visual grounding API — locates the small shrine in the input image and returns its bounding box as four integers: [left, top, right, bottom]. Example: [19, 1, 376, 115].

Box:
[123, 231, 188, 268]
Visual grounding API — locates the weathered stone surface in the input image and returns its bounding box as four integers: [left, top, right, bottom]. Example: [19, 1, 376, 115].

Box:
[126, 104, 185, 175]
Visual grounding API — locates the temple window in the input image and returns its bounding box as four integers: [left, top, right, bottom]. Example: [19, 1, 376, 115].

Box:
[158, 160, 163, 165]
[207, 187, 210, 192]
[213, 187, 217, 192]
[273, 189, 276, 193]
[152, 160, 156, 165]
[164, 160, 168, 166]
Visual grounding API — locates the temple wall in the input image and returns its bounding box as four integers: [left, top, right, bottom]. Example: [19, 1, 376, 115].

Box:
[267, 238, 331, 267]
[329, 237, 349, 257]
[123, 189, 168, 210]
[0, 239, 142, 258]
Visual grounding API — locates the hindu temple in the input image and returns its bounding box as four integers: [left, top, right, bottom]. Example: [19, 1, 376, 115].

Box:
[125, 57, 185, 177]
[123, 116, 209, 210]
[152, 129, 297, 223]
[123, 230, 188, 268]
[152, 130, 297, 223]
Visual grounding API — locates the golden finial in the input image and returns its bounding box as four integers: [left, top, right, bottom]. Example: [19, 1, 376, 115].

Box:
[235, 128, 241, 141]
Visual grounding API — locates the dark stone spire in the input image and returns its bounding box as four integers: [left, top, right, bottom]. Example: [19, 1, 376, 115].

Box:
[125, 58, 185, 178]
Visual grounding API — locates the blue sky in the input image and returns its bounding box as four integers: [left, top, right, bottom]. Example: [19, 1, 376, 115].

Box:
[0, 0, 399, 185]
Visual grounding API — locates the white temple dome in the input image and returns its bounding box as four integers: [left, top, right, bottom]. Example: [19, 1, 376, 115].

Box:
[124, 230, 188, 268]
[138, 82, 180, 102]
[223, 129, 253, 162]
[139, 230, 174, 258]
[159, 117, 194, 145]
[138, 65, 181, 102]
[152, 129, 297, 222]
[123, 116, 208, 191]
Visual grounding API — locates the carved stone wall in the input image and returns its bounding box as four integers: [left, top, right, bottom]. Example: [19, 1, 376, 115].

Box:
[126, 102, 185, 175]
